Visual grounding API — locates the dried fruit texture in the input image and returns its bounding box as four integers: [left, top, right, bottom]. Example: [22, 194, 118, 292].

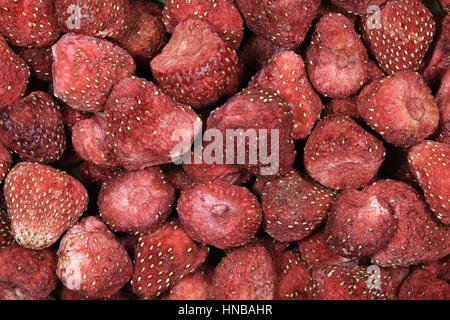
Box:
[323, 96, 359, 119]
[104, 76, 202, 170]
[274, 249, 310, 300]
[55, 0, 130, 39]
[297, 229, 358, 270]
[99, 167, 175, 234]
[132, 219, 209, 298]
[365, 59, 386, 84]
[307, 265, 399, 300]
[440, 0, 450, 12]
[370, 180, 450, 267]
[382, 144, 417, 185]
[162, 0, 244, 50]
[357, 71, 439, 148]
[304, 116, 385, 190]
[72, 113, 119, 167]
[398, 269, 450, 300]
[59, 287, 129, 300]
[0, 0, 60, 47]
[252, 166, 293, 196]
[408, 141, 450, 224]
[0, 244, 57, 299]
[79, 162, 121, 186]
[325, 188, 395, 258]
[59, 101, 91, 138]
[15, 47, 52, 81]
[118, 0, 167, 62]
[162, 164, 194, 192]
[250, 50, 322, 139]
[0, 209, 13, 248]
[177, 180, 262, 249]
[151, 18, 242, 108]
[434, 67, 450, 144]
[362, 0, 435, 75]
[306, 13, 368, 98]
[57, 216, 133, 298]
[212, 243, 276, 300]
[4, 162, 89, 249]
[260, 170, 336, 242]
[0, 36, 29, 106]
[329, 0, 387, 15]
[206, 87, 295, 176]
[236, 0, 321, 49]
[0, 283, 52, 300]
[0, 91, 66, 164]
[52, 33, 136, 112]
[0, 143, 11, 183]
[162, 268, 213, 300]
[316, 0, 359, 22]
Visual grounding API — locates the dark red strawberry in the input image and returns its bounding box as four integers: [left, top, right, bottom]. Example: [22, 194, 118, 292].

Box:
[99, 167, 175, 234]
[59, 287, 130, 300]
[362, 0, 436, 74]
[0, 209, 13, 249]
[0, 143, 11, 183]
[177, 180, 262, 249]
[440, 0, 450, 13]
[79, 162, 122, 186]
[162, 164, 195, 192]
[4, 162, 89, 249]
[52, 33, 136, 112]
[274, 249, 310, 300]
[398, 269, 450, 300]
[0, 283, 53, 300]
[365, 59, 386, 84]
[323, 96, 359, 119]
[15, 46, 52, 81]
[329, 0, 387, 15]
[0, 91, 66, 163]
[162, 268, 213, 300]
[434, 67, 450, 144]
[132, 219, 209, 299]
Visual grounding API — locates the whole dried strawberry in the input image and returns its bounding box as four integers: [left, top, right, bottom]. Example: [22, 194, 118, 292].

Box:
[274, 249, 310, 300]
[52, 33, 135, 112]
[162, 268, 213, 300]
[0, 91, 66, 163]
[15, 47, 53, 81]
[162, 164, 194, 192]
[434, 67, 450, 144]
[177, 180, 262, 249]
[4, 162, 89, 249]
[0, 209, 13, 249]
[151, 18, 242, 108]
[329, 0, 387, 15]
[398, 269, 450, 300]
[132, 219, 209, 299]
[0, 143, 11, 184]
[78, 162, 121, 186]
[362, 0, 435, 74]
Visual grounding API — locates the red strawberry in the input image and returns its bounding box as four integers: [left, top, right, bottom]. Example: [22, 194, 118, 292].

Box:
[362, 0, 436, 74]
[0, 209, 13, 249]
[177, 180, 262, 249]
[55, 0, 130, 39]
[323, 95, 359, 119]
[417, 256, 450, 280]
[151, 18, 242, 108]
[59, 286, 130, 300]
[0, 91, 66, 163]
[212, 243, 276, 300]
[0, 143, 11, 183]
[236, 0, 321, 49]
[52, 33, 136, 112]
[162, 164, 194, 192]
[408, 140, 450, 224]
[4, 162, 89, 249]
[398, 269, 450, 300]
[98, 167, 175, 234]
[0, 0, 60, 47]
[57, 216, 133, 298]
[132, 219, 209, 299]
[15, 47, 53, 81]
[316, 0, 359, 22]
[79, 162, 122, 186]
[162, 268, 213, 300]
[434, 67, 450, 144]
[329, 0, 387, 15]
[0, 283, 53, 300]
[440, 0, 450, 13]
[250, 50, 323, 139]
[370, 179, 450, 266]
[365, 59, 386, 84]
[260, 169, 336, 242]
[304, 116, 386, 190]
[118, 0, 167, 63]
[306, 13, 368, 98]
[357, 71, 439, 148]
[0, 244, 57, 299]
[162, 0, 244, 50]
[0, 36, 29, 106]
[104, 76, 202, 170]
[252, 166, 293, 196]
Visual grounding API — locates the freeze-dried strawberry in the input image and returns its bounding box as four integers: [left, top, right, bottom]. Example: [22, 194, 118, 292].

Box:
[329, 0, 387, 15]
[52, 33, 135, 112]
[177, 180, 262, 249]
[325, 188, 395, 258]
[398, 269, 450, 300]
[362, 0, 435, 74]
[4, 162, 89, 249]
[118, 0, 167, 62]
[57, 216, 133, 298]
[15, 47, 52, 81]
[162, 0, 243, 50]
[55, 0, 130, 39]
[382, 144, 417, 185]
[408, 141, 450, 224]
[0, 244, 57, 299]
[132, 219, 209, 298]
[434, 67, 450, 144]
[304, 116, 385, 190]
[370, 180, 450, 267]
[212, 243, 276, 300]
[162, 268, 213, 300]
[365, 59, 386, 84]
[260, 170, 336, 242]
[236, 0, 321, 49]
[79, 162, 121, 186]
[162, 164, 194, 192]
[151, 18, 242, 108]
[357, 71, 439, 148]
[99, 167, 175, 234]
[206, 87, 296, 176]
[317, 0, 359, 22]
[59, 287, 130, 300]
[274, 249, 310, 300]
[104, 76, 202, 170]
[0, 209, 13, 249]
[306, 13, 368, 98]
[0, 283, 52, 300]
[250, 50, 322, 139]
[0, 0, 60, 47]
[440, 0, 450, 13]
[323, 96, 359, 119]
[0, 143, 11, 184]
[0, 36, 29, 106]
[252, 167, 293, 196]
[0, 91, 66, 163]
[297, 229, 358, 270]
